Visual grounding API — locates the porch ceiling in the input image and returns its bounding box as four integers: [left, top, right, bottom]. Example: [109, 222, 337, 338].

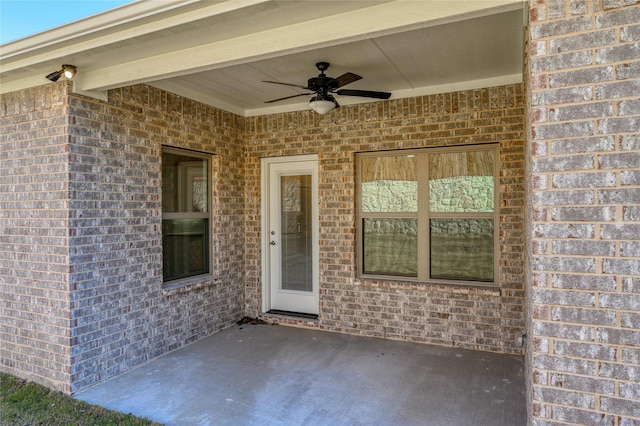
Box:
[0, 0, 527, 117]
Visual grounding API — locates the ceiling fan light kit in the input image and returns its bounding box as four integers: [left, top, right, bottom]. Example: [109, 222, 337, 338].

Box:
[309, 94, 336, 115]
[264, 62, 391, 114]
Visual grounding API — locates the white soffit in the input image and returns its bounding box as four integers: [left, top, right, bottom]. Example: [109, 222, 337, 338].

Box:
[0, 0, 527, 116]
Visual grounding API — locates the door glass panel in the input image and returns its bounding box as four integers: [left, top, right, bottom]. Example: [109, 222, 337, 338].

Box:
[280, 175, 313, 292]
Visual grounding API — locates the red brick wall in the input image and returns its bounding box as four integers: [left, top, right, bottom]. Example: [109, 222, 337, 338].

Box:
[245, 84, 527, 354]
[527, 1, 640, 424]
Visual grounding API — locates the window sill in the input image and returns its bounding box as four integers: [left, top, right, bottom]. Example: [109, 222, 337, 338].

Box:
[355, 276, 502, 295]
[162, 274, 218, 296]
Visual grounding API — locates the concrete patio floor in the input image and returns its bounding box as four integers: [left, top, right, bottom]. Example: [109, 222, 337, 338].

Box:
[75, 323, 526, 426]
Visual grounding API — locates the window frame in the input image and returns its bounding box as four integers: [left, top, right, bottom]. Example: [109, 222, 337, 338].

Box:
[356, 144, 500, 287]
[161, 146, 214, 284]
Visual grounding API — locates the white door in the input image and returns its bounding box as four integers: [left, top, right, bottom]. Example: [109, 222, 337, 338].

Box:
[262, 156, 319, 315]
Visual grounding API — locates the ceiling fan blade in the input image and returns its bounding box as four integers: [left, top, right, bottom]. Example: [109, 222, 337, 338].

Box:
[331, 72, 362, 89]
[264, 93, 312, 103]
[262, 80, 309, 90]
[336, 89, 391, 99]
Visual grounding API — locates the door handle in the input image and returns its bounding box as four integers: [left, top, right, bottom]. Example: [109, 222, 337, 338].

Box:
[270, 240, 278, 246]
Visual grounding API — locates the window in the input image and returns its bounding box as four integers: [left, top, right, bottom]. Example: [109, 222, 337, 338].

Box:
[162, 147, 211, 282]
[356, 145, 498, 285]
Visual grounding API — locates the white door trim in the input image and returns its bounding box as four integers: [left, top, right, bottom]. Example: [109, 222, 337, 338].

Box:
[261, 154, 319, 314]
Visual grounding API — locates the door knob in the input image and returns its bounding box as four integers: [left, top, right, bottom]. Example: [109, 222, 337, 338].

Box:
[270, 241, 277, 246]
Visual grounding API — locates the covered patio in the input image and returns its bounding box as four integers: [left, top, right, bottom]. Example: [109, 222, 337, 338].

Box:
[76, 322, 525, 426]
[3, 1, 640, 424]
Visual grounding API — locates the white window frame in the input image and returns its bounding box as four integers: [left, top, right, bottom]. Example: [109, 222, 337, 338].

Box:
[356, 144, 499, 287]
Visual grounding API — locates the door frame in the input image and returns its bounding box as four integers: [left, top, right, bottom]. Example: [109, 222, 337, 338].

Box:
[261, 154, 319, 315]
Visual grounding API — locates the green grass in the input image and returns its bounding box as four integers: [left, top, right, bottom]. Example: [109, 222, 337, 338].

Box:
[0, 373, 161, 426]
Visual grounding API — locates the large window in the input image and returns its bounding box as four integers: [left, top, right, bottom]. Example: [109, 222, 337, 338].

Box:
[162, 147, 211, 282]
[357, 145, 498, 285]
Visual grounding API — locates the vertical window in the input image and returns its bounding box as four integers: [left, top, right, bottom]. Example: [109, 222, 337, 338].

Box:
[162, 147, 211, 282]
[357, 145, 498, 285]
[360, 155, 418, 277]
[428, 150, 495, 282]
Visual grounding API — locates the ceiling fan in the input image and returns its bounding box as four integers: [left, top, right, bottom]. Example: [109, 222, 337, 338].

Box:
[263, 62, 391, 114]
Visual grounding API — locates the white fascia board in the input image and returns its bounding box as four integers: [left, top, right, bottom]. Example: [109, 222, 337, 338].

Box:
[0, 0, 272, 95]
[78, 0, 524, 93]
[0, 0, 272, 70]
[2, 0, 194, 59]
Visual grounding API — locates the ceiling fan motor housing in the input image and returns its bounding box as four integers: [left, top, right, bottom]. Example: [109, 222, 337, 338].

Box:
[308, 62, 336, 93]
[308, 76, 334, 92]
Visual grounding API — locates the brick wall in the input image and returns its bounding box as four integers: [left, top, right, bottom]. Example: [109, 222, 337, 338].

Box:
[527, 1, 640, 424]
[67, 85, 246, 391]
[1, 83, 246, 392]
[245, 84, 527, 354]
[3, 81, 526, 392]
[0, 84, 73, 392]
